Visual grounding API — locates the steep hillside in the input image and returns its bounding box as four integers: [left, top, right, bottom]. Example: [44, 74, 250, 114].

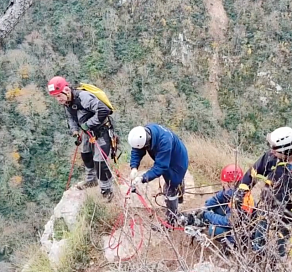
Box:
[1, 0, 292, 270]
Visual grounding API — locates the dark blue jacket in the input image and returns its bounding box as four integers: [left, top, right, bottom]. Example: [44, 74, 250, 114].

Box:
[241, 151, 292, 214]
[203, 189, 234, 227]
[241, 151, 278, 188]
[130, 124, 188, 186]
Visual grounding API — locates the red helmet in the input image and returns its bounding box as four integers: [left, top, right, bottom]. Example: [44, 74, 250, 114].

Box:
[47, 76, 69, 96]
[220, 164, 243, 182]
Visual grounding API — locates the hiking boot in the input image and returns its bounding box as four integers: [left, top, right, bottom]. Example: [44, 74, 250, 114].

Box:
[76, 180, 98, 190]
[101, 189, 114, 202]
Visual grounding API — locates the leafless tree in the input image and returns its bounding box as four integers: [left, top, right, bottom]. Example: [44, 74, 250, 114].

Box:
[0, 0, 33, 40]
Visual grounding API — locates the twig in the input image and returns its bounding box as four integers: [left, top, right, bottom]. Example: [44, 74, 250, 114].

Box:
[165, 233, 189, 271]
[199, 245, 204, 264]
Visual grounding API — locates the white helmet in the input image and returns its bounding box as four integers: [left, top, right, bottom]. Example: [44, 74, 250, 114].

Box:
[267, 126, 292, 152]
[128, 126, 147, 149]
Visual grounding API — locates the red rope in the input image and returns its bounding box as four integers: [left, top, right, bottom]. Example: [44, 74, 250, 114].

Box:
[115, 175, 184, 231]
[86, 131, 110, 160]
[108, 186, 144, 261]
[65, 144, 79, 190]
[108, 213, 124, 250]
[85, 130, 183, 260]
[118, 215, 144, 261]
[135, 192, 184, 231]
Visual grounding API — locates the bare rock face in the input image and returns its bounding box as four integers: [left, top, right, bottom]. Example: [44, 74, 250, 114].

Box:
[36, 187, 89, 270]
[24, 167, 223, 271]
[40, 215, 54, 254]
[53, 187, 88, 231]
[48, 239, 68, 267]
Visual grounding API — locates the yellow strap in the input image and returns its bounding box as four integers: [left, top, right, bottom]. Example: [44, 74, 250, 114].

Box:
[250, 167, 273, 186]
[239, 184, 249, 191]
[271, 162, 288, 170]
[177, 183, 183, 197]
[251, 167, 265, 180]
[251, 167, 257, 178]
[265, 179, 273, 186]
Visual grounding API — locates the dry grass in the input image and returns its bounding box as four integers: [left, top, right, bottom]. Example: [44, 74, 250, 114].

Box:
[123, 134, 256, 186]
[11, 243, 52, 272]
[184, 135, 256, 186]
[138, 153, 156, 169]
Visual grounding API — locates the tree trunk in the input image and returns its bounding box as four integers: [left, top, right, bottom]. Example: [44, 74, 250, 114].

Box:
[0, 0, 33, 40]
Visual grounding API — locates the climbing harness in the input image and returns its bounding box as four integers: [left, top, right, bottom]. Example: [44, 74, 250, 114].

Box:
[91, 117, 122, 164]
[106, 117, 122, 164]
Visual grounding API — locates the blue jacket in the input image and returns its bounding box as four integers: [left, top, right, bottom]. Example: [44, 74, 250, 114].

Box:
[203, 189, 234, 227]
[130, 124, 188, 186]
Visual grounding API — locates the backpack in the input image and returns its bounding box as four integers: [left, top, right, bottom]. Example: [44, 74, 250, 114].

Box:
[74, 83, 122, 163]
[76, 82, 115, 111]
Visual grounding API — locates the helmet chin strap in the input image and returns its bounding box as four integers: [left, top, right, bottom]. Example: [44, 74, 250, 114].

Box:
[61, 90, 72, 105]
[144, 127, 151, 148]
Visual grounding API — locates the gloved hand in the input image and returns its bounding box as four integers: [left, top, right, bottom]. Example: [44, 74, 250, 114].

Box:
[193, 217, 205, 227]
[177, 211, 205, 227]
[80, 123, 89, 132]
[177, 213, 196, 226]
[130, 168, 138, 181]
[233, 184, 250, 209]
[72, 131, 82, 146]
[177, 212, 190, 226]
[132, 176, 143, 187]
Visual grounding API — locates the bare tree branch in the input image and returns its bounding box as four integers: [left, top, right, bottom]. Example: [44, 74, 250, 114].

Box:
[0, 0, 33, 40]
